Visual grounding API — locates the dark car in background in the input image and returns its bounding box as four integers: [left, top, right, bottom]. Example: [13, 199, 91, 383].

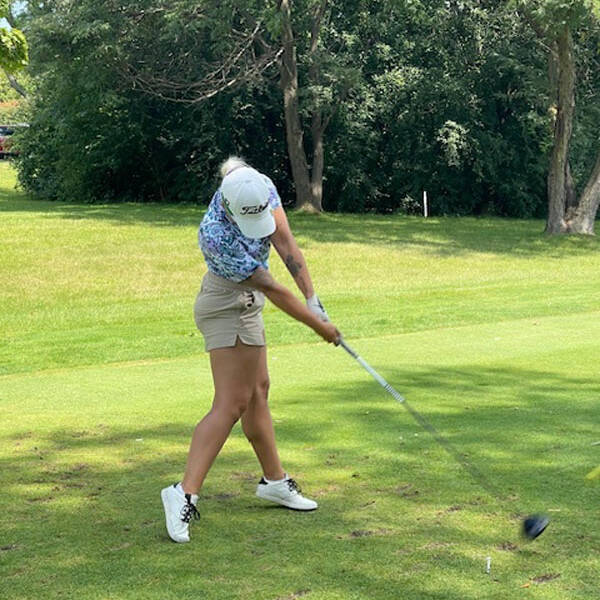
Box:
[0, 124, 27, 158]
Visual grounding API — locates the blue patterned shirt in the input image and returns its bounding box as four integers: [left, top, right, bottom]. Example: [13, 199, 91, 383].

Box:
[198, 177, 282, 282]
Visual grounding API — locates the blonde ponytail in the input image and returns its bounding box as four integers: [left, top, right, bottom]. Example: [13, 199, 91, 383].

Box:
[219, 156, 248, 179]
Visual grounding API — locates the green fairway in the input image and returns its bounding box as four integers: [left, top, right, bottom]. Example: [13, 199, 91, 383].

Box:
[1, 162, 599, 599]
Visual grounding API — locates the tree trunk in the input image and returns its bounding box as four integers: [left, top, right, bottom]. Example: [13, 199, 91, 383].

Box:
[566, 152, 600, 234]
[279, 0, 314, 211]
[564, 161, 577, 219]
[308, 1, 327, 212]
[4, 71, 27, 98]
[311, 111, 324, 212]
[545, 26, 575, 234]
[520, 8, 598, 234]
[548, 40, 576, 221]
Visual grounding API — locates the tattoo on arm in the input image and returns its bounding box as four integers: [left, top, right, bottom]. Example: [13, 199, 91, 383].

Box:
[285, 254, 302, 278]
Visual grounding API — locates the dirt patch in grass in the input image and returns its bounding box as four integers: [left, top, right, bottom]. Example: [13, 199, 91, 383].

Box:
[395, 483, 419, 498]
[338, 528, 395, 540]
[230, 471, 255, 481]
[497, 541, 518, 551]
[26, 495, 54, 503]
[206, 492, 239, 501]
[312, 484, 340, 497]
[350, 530, 373, 538]
[422, 542, 453, 551]
[532, 573, 561, 584]
[275, 590, 311, 600]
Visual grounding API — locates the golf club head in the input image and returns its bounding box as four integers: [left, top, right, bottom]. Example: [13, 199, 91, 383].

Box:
[522, 514, 549, 540]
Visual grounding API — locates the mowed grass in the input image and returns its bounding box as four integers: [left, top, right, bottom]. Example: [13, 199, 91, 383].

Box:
[1, 161, 599, 599]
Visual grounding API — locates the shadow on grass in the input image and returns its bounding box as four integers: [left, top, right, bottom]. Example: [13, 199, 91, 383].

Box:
[0, 190, 207, 229]
[1, 186, 599, 258]
[0, 427, 500, 600]
[291, 212, 600, 258]
[273, 364, 598, 509]
[1, 364, 598, 598]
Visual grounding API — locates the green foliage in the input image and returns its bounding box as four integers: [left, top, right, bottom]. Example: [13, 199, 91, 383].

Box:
[13, 0, 600, 218]
[0, 27, 27, 71]
[0, 0, 28, 73]
[436, 121, 471, 168]
[15, 0, 294, 203]
[514, 0, 600, 34]
[325, 0, 551, 216]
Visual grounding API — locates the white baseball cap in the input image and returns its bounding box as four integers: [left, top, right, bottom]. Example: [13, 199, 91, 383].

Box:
[220, 167, 276, 239]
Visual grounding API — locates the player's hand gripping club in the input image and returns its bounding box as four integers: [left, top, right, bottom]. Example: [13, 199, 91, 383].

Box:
[307, 294, 329, 322]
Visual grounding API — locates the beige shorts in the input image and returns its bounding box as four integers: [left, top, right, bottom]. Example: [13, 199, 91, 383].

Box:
[194, 271, 266, 352]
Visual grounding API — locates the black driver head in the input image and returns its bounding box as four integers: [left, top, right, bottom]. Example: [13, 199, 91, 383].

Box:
[522, 514, 549, 540]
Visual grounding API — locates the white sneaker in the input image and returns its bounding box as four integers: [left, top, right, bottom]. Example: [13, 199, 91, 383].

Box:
[161, 483, 200, 543]
[256, 475, 318, 511]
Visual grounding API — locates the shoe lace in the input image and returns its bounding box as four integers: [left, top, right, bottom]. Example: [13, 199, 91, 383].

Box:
[286, 478, 301, 494]
[180, 497, 200, 524]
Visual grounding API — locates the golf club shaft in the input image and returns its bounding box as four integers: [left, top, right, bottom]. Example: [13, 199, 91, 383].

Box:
[339, 339, 504, 501]
[339, 339, 405, 402]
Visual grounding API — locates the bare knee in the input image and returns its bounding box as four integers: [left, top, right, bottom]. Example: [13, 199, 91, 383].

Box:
[242, 378, 271, 438]
[211, 392, 252, 423]
[254, 376, 270, 403]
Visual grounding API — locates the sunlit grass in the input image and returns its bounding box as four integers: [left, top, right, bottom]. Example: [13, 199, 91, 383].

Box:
[1, 162, 599, 599]
[1, 162, 599, 375]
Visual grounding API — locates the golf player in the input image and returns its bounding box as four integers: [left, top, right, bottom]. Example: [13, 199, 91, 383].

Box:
[161, 157, 340, 543]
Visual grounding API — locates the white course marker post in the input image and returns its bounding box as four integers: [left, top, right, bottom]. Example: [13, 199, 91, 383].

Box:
[423, 190, 428, 218]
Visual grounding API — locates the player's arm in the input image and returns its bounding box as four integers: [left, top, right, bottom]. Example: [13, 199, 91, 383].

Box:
[270, 206, 329, 322]
[245, 267, 339, 344]
[270, 206, 314, 298]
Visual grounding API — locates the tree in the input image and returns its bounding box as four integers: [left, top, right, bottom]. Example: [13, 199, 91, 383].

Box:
[19, 0, 595, 223]
[325, 0, 550, 216]
[278, 0, 358, 211]
[121, 1, 282, 104]
[517, 0, 600, 234]
[0, 1, 28, 94]
[0, 1, 27, 72]
[16, 0, 292, 204]
[122, 0, 359, 212]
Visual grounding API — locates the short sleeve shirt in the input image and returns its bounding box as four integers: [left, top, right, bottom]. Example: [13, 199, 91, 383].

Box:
[198, 176, 282, 282]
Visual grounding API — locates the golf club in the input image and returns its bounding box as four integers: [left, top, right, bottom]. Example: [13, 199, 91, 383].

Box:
[339, 338, 549, 540]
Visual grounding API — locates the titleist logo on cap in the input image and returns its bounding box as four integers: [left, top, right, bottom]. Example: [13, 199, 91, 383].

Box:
[240, 200, 269, 215]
